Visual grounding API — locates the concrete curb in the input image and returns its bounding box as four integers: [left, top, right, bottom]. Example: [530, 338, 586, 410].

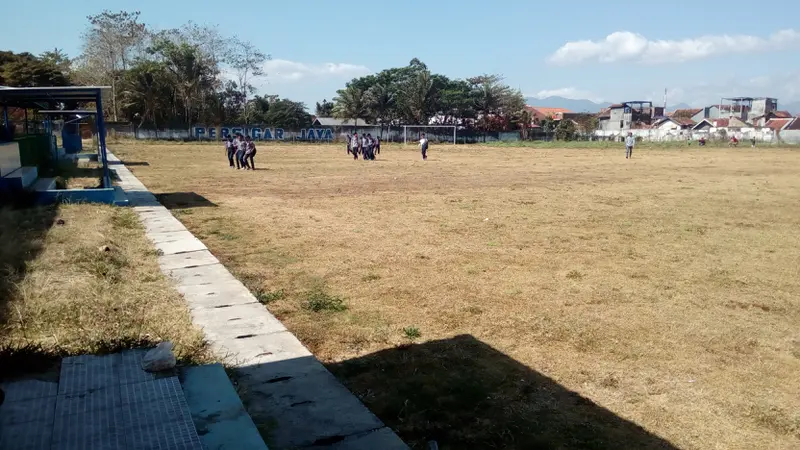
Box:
[108, 152, 408, 450]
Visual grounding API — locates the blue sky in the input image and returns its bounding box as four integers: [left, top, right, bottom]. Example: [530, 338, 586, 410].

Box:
[6, 0, 800, 108]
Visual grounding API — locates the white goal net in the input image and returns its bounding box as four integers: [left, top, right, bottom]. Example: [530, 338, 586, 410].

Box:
[403, 125, 457, 145]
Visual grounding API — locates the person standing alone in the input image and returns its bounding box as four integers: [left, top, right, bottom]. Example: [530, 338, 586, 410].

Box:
[419, 133, 429, 160]
[625, 132, 635, 159]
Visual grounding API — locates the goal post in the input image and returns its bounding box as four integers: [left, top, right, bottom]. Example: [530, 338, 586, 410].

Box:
[403, 125, 457, 145]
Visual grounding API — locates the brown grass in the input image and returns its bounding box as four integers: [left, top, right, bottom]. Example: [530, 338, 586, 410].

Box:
[0, 203, 210, 379]
[114, 142, 800, 449]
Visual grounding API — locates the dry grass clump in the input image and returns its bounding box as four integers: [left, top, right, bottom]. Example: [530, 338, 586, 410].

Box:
[0, 204, 210, 378]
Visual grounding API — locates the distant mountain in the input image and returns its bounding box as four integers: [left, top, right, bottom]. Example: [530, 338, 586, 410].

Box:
[525, 96, 610, 113]
[667, 103, 693, 111]
[526, 96, 698, 113]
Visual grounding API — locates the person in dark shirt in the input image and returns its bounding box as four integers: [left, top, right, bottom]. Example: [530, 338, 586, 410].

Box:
[244, 135, 257, 170]
[352, 132, 360, 160]
[225, 136, 235, 168]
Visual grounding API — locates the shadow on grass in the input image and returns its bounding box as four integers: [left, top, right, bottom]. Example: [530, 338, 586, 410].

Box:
[232, 334, 679, 449]
[327, 335, 679, 450]
[156, 192, 218, 209]
[0, 203, 59, 379]
[0, 204, 58, 329]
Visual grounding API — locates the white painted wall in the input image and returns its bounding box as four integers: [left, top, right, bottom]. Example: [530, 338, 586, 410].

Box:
[594, 127, 778, 142]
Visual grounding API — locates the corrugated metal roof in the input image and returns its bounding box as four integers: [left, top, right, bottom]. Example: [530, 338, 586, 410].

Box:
[783, 118, 800, 130]
[764, 118, 792, 131]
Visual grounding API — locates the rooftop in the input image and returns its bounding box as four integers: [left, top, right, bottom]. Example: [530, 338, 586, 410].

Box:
[764, 118, 792, 131]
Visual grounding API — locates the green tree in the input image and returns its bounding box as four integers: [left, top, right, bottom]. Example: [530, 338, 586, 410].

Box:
[397, 70, 437, 124]
[333, 85, 369, 127]
[555, 120, 577, 141]
[365, 84, 396, 135]
[263, 99, 312, 129]
[120, 60, 170, 130]
[540, 116, 557, 140]
[39, 48, 72, 76]
[0, 51, 69, 87]
[315, 99, 334, 117]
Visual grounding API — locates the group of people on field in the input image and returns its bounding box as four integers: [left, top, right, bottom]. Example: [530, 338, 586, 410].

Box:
[224, 134, 257, 170]
[344, 132, 430, 161]
[345, 132, 381, 160]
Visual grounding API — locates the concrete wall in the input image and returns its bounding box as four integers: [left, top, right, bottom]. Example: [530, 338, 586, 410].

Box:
[779, 130, 800, 144]
[595, 127, 778, 142]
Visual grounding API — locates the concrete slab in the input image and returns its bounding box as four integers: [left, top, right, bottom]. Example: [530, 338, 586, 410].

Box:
[210, 331, 312, 367]
[159, 250, 220, 271]
[168, 263, 239, 286]
[141, 215, 187, 234]
[178, 283, 258, 311]
[148, 230, 200, 245]
[190, 302, 286, 337]
[305, 427, 409, 450]
[153, 235, 207, 256]
[240, 369, 384, 449]
[0, 379, 58, 402]
[0, 419, 54, 450]
[181, 364, 268, 450]
[234, 355, 329, 386]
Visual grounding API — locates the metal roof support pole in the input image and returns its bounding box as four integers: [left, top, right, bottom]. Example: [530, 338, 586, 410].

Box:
[95, 89, 111, 187]
[2, 105, 7, 129]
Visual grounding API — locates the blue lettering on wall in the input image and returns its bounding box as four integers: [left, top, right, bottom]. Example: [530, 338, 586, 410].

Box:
[193, 126, 331, 140]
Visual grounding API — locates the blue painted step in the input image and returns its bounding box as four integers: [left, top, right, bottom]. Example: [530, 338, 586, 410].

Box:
[181, 364, 269, 450]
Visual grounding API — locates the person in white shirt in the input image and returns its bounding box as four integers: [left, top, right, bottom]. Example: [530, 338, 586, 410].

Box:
[419, 133, 429, 160]
[625, 132, 635, 159]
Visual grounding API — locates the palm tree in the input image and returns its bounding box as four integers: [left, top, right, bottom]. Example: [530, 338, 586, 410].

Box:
[121, 60, 166, 135]
[366, 83, 396, 137]
[398, 70, 435, 124]
[333, 85, 368, 128]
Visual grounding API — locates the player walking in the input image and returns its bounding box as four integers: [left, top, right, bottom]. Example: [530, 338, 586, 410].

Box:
[625, 132, 635, 159]
[419, 133, 429, 160]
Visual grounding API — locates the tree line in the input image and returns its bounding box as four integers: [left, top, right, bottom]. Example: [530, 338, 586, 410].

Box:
[329, 58, 529, 133]
[1, 10, 312, 130]
[2, 10, 532, 134]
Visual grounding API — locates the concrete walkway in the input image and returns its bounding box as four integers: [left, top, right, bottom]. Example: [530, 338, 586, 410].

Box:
[108, 154, 408, 450]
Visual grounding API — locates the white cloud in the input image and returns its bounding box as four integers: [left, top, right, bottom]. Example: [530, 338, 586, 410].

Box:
[530, 87, 604, 102]
[260, 59, 370, 83]
[548, 29, 800, 65]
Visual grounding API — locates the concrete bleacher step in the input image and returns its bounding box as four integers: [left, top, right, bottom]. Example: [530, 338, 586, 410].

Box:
[1, 166, 39, 190]
[31, 177, 57, 191]
[113, 186, 130, 206]
[181, 364, 269, 450]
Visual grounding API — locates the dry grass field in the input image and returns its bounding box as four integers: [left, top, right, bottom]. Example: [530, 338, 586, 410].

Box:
[114, 142, 800, 449]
